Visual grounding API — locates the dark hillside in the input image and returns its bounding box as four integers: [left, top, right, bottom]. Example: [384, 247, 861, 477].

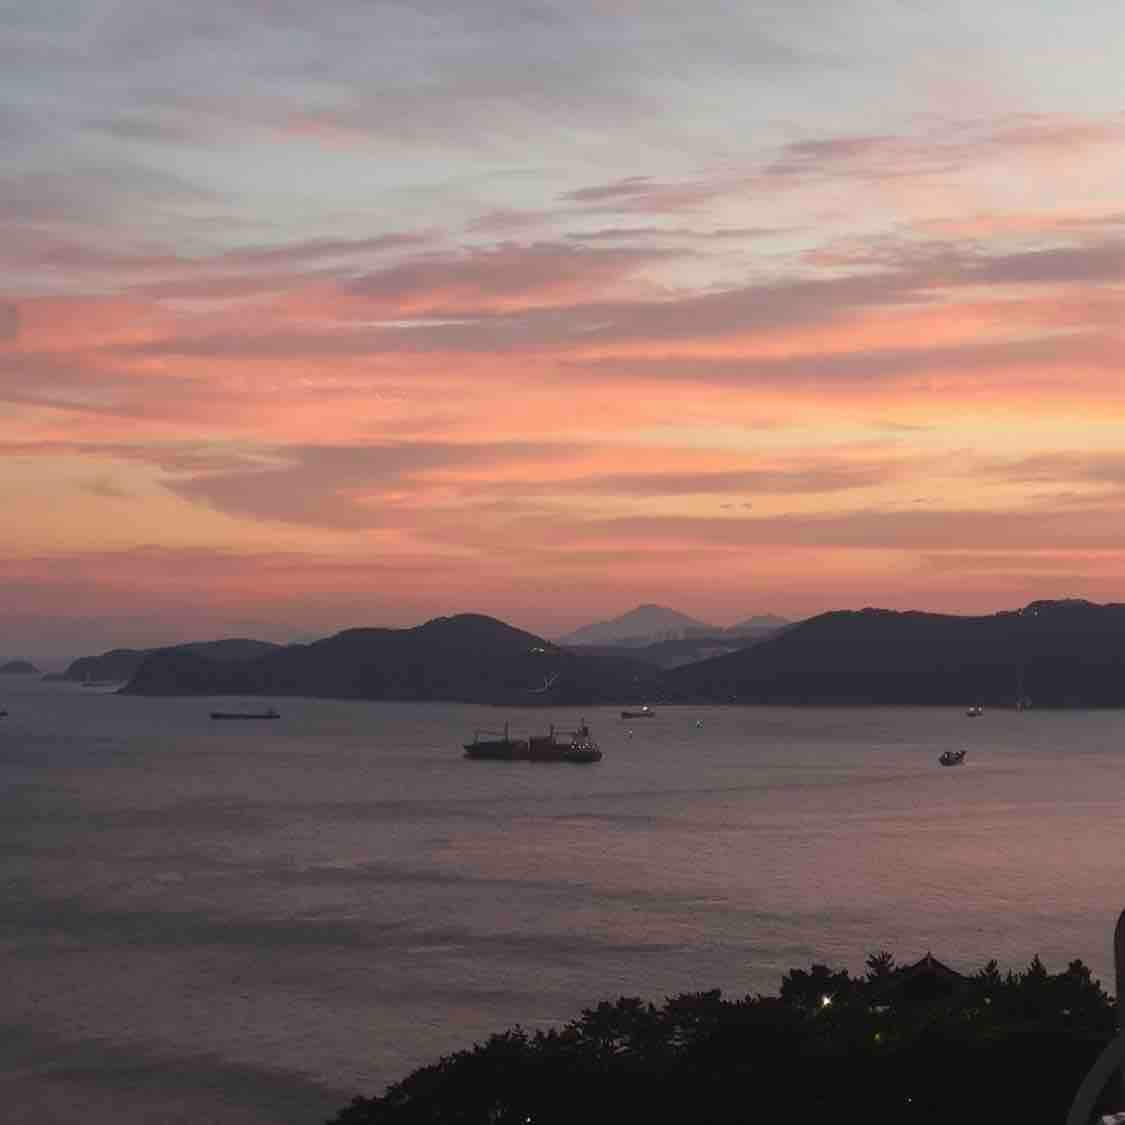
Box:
[122, 614, 659, 704]
[667, 600, 1125, 706]
[568, 633, 770, 671]
[61, 639, 279, 683]
[0, 660, 39, 675]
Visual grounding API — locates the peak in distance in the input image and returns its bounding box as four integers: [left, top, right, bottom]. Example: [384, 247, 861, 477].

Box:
[558, 604, 790, 649]
[54, 598, 1125, 709]
[558, 604, 718, 647]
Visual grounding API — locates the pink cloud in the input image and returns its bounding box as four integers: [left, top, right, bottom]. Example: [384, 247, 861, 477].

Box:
[345, 241, 680, 313]
[561, 174, 741, 214]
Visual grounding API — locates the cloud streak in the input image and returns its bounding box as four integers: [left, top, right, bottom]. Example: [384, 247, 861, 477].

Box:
[166, 441, 593, 528]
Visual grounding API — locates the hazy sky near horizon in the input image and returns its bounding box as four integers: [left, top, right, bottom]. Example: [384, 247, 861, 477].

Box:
[4, 1, 1125, 661]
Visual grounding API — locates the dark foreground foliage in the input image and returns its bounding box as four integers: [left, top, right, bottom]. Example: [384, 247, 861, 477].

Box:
[327, 954, 1117, 1125]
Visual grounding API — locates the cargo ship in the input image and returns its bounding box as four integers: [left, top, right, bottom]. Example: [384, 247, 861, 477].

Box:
[464, 721, 602, 763]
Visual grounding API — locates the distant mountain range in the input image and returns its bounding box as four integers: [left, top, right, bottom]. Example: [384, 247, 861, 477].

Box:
[558, 604, 714, 646]
[727, 614, 791, 635]
[53, 598, 1125, 708]
[558, 604, 790, 647]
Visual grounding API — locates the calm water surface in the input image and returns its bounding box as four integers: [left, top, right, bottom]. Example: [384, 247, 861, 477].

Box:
[3, 678, 1125, 1123]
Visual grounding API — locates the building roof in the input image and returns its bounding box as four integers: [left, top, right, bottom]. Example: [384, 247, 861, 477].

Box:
[869, 952, 967, 1006]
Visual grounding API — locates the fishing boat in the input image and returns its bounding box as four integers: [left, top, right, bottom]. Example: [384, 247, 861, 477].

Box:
[464, 721, 602, 763]
[621, 705, 654, 719]
[965, 705, 983, 718]
[939, 749, 966, 767]
[210, 707, 280, 720]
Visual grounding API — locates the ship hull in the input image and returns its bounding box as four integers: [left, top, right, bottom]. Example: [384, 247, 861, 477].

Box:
[464, 740, 601, 763]
[463, 740, 528, 760]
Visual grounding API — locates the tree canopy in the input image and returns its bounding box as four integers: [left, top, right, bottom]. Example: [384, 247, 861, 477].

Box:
[328, 953, 1117, 1124]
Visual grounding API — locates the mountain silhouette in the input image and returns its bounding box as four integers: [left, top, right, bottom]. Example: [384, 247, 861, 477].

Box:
[0, 660, 39, 675]
[59, 639, 280, 684]
[726, 614, 791, 635]
[667, 599, 1125, 706]
[122, 614, 658, 704]
[558, 604, 717, 647]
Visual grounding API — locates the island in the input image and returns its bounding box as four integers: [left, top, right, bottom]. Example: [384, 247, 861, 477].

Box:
[119, 614, 659, 704]
[56, 639, 281, 685]
[0, 660, 39, 675]
[110, 600, 1125, 708]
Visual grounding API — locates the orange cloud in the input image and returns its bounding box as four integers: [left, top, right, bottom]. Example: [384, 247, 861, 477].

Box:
[5, 112, 1125, 646]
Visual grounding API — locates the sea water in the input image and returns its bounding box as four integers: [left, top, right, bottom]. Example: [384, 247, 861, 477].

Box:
[3, 677, 1124, 1123]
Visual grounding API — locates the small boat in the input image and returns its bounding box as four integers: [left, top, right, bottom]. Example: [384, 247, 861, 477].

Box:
[621, 706, 654, 719]
[210, 708, 280, 720]
[464, 721, 602, 763]
[965, 705, 983, 718]
[939, 749, 966, 767]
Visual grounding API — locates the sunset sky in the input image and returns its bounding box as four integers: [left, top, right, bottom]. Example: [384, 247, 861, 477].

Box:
[4, 1, 1125, 662]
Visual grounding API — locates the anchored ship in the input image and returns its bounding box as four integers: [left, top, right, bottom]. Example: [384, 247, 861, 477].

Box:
[621, 705, 654, 719]
[464, 721, 602, 763]
[210, 707, 280, 720]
